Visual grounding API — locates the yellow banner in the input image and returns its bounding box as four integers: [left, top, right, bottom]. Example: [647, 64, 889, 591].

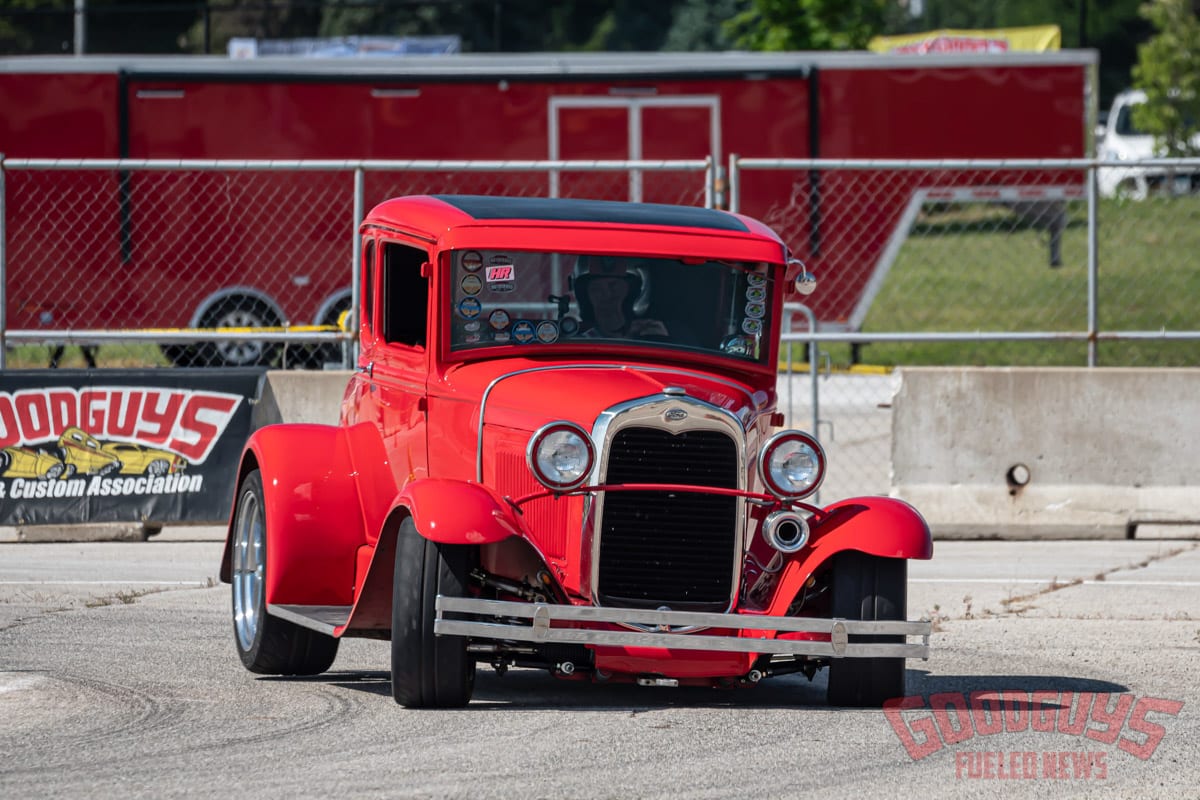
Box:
[868, 25, 1061, 54]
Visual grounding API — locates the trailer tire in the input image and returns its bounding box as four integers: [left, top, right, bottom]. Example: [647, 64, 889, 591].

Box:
[197, 296, 282, 368]
[825, 550, 907, 708]
[231, 470, 339, 675]
[391, 516, 475, 708]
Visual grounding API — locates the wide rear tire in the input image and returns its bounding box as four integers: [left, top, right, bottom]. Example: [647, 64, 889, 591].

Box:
[826, 550, 907, 708]
[231, 470, 339, 675]
[391, 516, 475, 708]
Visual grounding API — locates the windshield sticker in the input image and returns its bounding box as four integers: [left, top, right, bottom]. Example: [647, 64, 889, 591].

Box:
[535, 321, 560, 344]
[463, 321, 481, 332]
[742, 318, 763, 335]
[745, 302, 766, 319]
[488, 309, 511, 330]
[489, 255, 513, 266]
[747, 273, 766, 287]
[457, 297, 482, 319]
[511, 320, 536, 344]
[465, 334, 481, 344]
[486, 265, 514, 282]
[461, 251, 483, 272]
[493, 332, 511, 343]
[461, 274, 482, 295]
[746, 286, 766, 302]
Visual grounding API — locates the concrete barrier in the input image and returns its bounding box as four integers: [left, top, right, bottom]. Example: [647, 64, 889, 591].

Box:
[892, 367, 1200, 539]
[251, 370, 353, 428]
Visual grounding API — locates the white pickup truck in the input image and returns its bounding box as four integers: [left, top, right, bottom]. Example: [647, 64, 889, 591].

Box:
[1098, 88, 1200, 199]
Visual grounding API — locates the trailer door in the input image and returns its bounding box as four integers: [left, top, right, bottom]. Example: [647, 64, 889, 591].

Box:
[549, 96, 718, 206]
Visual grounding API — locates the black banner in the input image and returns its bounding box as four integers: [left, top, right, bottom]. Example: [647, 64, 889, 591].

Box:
[0, 369, 265, 526]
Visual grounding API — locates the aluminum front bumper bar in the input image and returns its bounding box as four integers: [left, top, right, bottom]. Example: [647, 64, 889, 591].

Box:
[435, 596, 931, 659]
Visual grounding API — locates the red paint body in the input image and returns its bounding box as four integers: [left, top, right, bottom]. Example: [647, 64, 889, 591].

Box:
[218, 193, 932, 682]
[0, 52, 1093, 336]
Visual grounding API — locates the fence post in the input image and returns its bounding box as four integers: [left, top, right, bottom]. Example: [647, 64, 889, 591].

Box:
[349, 166, 364, 368]
[728, 154, 739, 213]
[1087, 162, 1098, 367]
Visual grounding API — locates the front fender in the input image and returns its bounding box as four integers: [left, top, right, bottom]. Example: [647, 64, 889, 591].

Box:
[395, 478, 524, 545]
[219, 424, 364, 607]
[764, 496, 932, 616]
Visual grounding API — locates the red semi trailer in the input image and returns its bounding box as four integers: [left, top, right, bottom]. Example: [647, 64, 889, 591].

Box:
[0, 51, 1095, 365]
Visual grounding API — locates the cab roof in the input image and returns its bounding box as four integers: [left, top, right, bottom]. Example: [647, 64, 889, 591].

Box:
[362, 195, 784, 255]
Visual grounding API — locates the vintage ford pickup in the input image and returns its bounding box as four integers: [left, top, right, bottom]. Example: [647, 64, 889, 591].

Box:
[219, 195, 932, 707]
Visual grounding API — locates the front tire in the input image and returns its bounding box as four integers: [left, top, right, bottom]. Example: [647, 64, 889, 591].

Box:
[231, 469, 339, 675]
[826, 550, 907, 707]
[390, 516, 475, 708]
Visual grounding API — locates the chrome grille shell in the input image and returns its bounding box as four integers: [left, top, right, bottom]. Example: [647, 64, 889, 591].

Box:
[588, 395, 746, 612]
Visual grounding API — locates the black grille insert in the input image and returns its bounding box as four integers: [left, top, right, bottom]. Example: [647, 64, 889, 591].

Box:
[597, 427, 739, 610]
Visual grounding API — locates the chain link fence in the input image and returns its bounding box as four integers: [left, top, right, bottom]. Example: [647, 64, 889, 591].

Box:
[736, 157, 1200, 500]
[4, 156, 1199, 500]
[0, 158, 710, 369]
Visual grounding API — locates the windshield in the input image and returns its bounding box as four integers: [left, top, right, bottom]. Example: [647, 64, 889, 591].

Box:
[448, 250, 775, 364]
[1114, 103, 1146, 137]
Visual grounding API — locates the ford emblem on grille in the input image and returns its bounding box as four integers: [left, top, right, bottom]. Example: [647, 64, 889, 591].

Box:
[664, 407, 688, 422]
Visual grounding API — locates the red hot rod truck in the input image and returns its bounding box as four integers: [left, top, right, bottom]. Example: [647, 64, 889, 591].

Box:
[219, 194, 933, 708]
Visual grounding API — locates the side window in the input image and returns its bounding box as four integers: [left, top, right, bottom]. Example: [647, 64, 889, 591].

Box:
[382, 242, 428, 347]
[362, 239, 376, 334]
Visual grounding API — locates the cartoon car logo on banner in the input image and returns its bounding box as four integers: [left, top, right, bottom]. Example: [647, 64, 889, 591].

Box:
[0, 427, 191, 480]
[0, 446, 68, 480]
[57, 427, 122, 476]
[101, 442, 188, 476]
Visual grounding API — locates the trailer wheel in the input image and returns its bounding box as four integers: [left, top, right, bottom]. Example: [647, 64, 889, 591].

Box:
[825, 550, 907, 708]
[231, 470, 339, 675]
[197, 296, 282, 368]
[391, 516, 475, 708]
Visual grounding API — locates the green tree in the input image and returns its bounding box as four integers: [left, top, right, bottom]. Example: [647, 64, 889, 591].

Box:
[664, 0, 750, 51]
[726, 0, 890, 50]
[1131, 0, 1200, 156]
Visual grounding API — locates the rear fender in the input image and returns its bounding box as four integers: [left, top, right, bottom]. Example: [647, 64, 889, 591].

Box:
[219, 424, 364, 607]
[396, 477, 525, 545]
[764, 496, 932, 617]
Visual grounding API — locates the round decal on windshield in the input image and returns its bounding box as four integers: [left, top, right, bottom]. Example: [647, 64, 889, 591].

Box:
[742, 318, 763, 335]
[461, 251, 483, 272]
[535, 321, 559, 343]
[744, 302, 766, 319]
[511, 320, 536, 344]
[461, 274, 482, 295]
[457, 297, 482, 319]
[746, 286, 766, 302]
[488, 309, 511, 330]
[747, 273, 766, 287]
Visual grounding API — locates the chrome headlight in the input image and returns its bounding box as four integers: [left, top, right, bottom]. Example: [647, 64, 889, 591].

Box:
[759, 430, 825, 500]
[527, 422, 595, 491]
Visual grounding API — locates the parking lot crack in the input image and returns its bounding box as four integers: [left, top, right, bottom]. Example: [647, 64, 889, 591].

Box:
[995, 542, 1199, 615]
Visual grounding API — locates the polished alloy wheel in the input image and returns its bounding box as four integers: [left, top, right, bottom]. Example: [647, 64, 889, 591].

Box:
[232, 489, 265, 652]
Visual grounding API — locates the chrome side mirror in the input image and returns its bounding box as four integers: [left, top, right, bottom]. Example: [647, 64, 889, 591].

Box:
[788, 258, 817, 296]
